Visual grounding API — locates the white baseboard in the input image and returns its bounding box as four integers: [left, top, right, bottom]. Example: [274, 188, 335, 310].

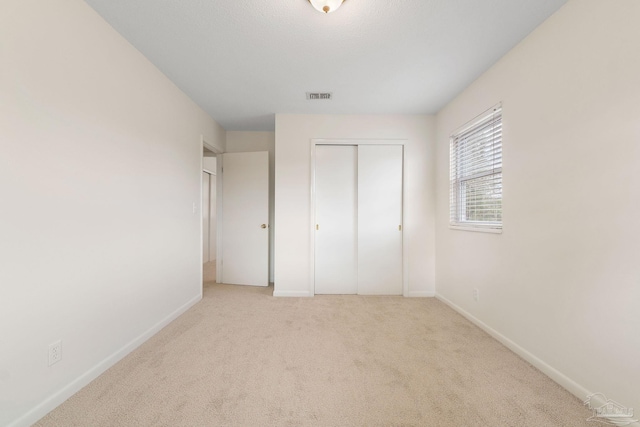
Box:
[9, 294, 202, 427]
[435, 293, 640, 427]
[274, 290, 435, 298]
[435, 293, 590, 397]
[407, 290, 436, 297]
[273, 290, 312, 297]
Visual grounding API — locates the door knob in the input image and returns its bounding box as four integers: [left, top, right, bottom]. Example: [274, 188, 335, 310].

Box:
[261, 224, 267, 229]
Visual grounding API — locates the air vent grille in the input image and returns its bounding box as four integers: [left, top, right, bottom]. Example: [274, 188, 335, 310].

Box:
[306, 92, 332, 100]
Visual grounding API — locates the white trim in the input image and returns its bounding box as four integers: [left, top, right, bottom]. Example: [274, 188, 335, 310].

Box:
[311, 138, 407, 146]
[449, 225, 503, 234]
[436, 292, 640, 427]
[435, 293, 593, 404]
[407, 291, 436, 297]
[273, 290, 312, 297]
[202, 136, 222, 155]
[201, 135, 223, 284]
[309, 139, 409, 297]
[9, 295, 201, 427]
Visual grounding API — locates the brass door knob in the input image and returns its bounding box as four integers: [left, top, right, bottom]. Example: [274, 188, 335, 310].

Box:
[261, 224, 267, 229]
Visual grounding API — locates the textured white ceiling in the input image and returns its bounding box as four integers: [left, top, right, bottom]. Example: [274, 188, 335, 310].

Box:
[84, 0, 567, 131]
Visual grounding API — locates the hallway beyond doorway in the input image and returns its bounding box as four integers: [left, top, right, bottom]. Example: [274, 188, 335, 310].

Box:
[203, 261, 216, 284]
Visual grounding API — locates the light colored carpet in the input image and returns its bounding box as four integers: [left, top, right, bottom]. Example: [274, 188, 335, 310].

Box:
[36, 283, 593, 426]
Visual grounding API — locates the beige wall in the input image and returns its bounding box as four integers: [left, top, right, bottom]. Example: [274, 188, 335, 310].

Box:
[435, 0, 640, 412]
[0, 1, 224, 426]
[274, 114, 436, 297]
[225, 131, 276, 282]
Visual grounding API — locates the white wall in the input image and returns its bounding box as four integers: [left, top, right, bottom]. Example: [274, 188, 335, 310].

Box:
[435, 0, 640, 413]
[226, 131, 276, 282]
[0, 1, 224, 426]
[274, 115, 436, 297]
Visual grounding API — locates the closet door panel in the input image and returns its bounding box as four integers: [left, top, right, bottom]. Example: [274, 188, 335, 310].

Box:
[357, 145, 403, 295]
[314, 145, 358, 294]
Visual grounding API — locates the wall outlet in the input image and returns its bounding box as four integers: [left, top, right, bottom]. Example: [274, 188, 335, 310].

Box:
[473, 288, 480, 302]
[48, 340, 62, 366]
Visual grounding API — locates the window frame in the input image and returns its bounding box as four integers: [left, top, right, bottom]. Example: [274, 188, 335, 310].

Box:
[449, 103, 503, 233]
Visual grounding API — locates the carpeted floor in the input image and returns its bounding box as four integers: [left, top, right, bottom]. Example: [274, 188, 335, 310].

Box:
[36, 273, 593, 426]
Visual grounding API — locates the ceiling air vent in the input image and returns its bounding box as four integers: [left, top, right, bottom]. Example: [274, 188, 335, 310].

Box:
[306, 92, 332, 100]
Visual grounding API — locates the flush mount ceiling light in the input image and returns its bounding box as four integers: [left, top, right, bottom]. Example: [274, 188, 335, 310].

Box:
[308, 0, 345, 14]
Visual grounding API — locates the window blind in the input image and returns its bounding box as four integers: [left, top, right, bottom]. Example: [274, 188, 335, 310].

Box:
[449, 105, 502, 229]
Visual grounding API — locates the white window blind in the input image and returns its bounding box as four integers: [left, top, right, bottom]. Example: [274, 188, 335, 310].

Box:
[450, 104, 502, 230]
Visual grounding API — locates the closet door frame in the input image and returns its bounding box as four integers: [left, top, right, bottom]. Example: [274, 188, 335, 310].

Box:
[309, 139, 408, 297]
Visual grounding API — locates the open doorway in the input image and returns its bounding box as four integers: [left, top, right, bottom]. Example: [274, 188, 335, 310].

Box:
[203, 146, 217, 285]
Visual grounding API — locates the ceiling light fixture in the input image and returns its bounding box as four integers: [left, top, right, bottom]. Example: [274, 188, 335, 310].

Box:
[308, 0, 345, 14]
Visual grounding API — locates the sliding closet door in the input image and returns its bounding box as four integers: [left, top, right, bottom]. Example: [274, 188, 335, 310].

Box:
[357, 145, 403, 295]
[314, 145, 358, 294]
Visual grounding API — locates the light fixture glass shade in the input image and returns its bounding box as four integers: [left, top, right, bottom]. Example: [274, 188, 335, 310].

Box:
[309, 0, 345, 14]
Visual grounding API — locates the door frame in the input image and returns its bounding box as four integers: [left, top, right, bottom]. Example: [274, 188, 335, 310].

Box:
[309, 139, 409, 297]
[202, 136, 223, 284]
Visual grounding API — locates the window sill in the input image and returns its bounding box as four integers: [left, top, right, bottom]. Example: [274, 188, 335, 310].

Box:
[449, 225, 502, 234]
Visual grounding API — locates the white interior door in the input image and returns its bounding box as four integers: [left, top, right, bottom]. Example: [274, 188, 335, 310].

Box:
[357, 145, 403, 295]
[314, 145, 358, 294]
[221, 152, 269, 286]
[202, 172, 210, 264]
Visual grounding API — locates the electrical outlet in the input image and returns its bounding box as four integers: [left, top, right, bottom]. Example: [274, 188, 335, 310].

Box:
[48, 340, 62, 366]
[473, 289, 480, 302]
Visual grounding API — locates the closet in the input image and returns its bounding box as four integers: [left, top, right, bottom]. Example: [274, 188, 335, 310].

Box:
[314, 144, 403, 295]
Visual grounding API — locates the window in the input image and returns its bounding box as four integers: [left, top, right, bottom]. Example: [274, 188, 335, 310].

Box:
[449, 104, 502, 231]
